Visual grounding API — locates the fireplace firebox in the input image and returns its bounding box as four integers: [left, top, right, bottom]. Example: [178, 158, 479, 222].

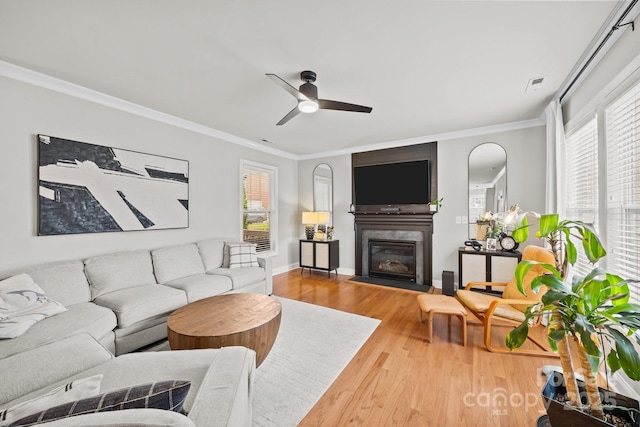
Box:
[368, 239, 417, 282]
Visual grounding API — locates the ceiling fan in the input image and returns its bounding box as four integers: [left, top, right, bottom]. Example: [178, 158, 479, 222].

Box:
[266, 70, 372, 125]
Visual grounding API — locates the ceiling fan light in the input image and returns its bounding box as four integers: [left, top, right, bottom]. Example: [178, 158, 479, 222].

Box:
[298, 100, 319, 113]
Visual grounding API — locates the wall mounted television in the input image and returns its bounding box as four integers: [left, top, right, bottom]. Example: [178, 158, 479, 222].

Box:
[353, 160, 430, 206]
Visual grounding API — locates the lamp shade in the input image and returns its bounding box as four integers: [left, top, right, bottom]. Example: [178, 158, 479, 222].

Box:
[302, 211, 318, 225]
[316, 211, 330, 224]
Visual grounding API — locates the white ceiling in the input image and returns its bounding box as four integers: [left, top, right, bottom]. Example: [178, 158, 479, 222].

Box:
[0, 1, 619, 158]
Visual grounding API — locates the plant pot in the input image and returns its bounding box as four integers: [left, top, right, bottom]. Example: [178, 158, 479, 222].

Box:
[542, 371, 640, 427]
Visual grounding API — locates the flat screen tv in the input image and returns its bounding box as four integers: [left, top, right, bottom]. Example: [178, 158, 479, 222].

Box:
[353, 160, 430, 206]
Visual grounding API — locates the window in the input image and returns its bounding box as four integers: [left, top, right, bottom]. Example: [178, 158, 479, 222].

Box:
[605, 80, 640, 302]
[564, 116, 599, 277]
[240, 160, 277, 254]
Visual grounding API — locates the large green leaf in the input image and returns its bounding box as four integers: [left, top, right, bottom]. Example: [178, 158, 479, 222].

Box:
[607, 349, 622, 374]
[609, 328, 640, 381]
[539, 214, 559, 237]
[564, 228, 577, 266]
[533, 275, 569, 293]
[514, 260, 536, 295]
[607, 274, 631, 306]
[548, 327, 567, 342]
[506, 321, 529, 350]
[582, 227, 606, 263]
[542, 290, 569, 305]
[512, 214, 530, 243]
[575, 314, 601, 357]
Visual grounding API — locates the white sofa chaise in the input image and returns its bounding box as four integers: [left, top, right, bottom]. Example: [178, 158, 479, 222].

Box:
[0, 333, 255, 426]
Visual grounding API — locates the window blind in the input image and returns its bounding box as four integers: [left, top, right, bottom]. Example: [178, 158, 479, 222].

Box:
[606, 80, 640, 302]
[242, 165, 274, 253]
[564, 116, 599, 277]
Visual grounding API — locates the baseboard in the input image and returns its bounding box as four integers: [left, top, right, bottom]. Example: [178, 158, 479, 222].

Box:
[337, 267, 355, 276]
[273, 263, 299, 276]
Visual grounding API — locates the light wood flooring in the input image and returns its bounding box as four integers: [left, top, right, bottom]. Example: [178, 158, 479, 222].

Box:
[272, 269, 558, 427]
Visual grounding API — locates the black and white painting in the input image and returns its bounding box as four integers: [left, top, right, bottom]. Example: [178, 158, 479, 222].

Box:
[38, 135, 189, 235]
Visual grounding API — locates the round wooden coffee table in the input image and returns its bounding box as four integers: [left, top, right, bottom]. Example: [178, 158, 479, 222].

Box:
[167, 293, 282, 367]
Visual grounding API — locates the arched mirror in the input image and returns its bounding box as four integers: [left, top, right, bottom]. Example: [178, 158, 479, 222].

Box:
[313, 163, 333, 224]
[468, 143, 507, 239]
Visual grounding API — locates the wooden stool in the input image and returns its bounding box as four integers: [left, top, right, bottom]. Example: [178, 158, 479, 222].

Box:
[417, 294, 467, 346]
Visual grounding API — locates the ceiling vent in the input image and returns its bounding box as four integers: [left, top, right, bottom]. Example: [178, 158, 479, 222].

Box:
[526, 76, 545, 92]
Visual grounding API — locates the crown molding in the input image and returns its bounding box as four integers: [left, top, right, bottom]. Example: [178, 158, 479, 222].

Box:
[297, 118, 545, 161]
[0, 60, 298, 160]
[1, 60, 545, 162]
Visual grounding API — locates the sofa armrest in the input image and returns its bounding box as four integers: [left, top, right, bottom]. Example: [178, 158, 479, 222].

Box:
[187, 346, 256, 427]
[0, 333, 113, 407]
[37, 408, 195, 427]
[257, 257, 273, 294]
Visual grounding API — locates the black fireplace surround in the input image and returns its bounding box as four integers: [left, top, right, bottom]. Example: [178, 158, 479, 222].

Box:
[351, 142, 437, 292]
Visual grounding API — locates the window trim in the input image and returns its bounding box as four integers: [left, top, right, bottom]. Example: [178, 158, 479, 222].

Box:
[239, 159, 278, 257]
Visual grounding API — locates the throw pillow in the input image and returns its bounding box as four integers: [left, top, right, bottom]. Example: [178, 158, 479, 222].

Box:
[8, 380, 191, 427]
[0, 374, 103, 426]
[228, 243, 259, 268]
[0, 273, 67, 339]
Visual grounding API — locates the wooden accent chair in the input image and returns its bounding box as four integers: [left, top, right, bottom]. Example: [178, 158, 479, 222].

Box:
[455, 245, 559, 357]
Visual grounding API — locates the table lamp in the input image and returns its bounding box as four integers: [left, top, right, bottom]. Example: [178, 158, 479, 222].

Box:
[302, 212, 318, 240]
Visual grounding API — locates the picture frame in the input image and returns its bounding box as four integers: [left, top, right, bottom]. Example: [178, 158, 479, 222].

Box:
[38, 134, 189, 236]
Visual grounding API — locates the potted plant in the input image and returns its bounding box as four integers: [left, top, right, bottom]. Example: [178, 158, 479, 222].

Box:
[430, 197, 444, 212]
[506, 212, 640, 426]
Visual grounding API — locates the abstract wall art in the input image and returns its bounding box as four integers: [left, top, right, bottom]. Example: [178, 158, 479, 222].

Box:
[38, 135, 189, 235]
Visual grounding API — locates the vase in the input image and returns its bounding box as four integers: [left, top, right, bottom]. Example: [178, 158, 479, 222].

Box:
[542, 371, 640, 427]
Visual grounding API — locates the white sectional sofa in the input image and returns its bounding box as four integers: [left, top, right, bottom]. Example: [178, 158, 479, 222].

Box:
[0, 237, 272, 426]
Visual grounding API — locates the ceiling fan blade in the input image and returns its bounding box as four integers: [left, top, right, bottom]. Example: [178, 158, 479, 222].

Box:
[276, 106, 301, 126]
[318, 99, 372, 113]
[266, 74, 310, 102]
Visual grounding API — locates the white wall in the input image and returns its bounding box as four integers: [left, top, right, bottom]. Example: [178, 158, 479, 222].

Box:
[0, 76, 298, 272]
[298, 155, 355, 275]
[298, 125, 547, 286]
[434, 126, 546, 286]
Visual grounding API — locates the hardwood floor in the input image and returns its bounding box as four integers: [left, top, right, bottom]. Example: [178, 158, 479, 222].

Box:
[272, 269, 558, 427]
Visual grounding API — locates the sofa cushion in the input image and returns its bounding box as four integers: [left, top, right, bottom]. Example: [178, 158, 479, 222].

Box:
[0, 274, 67, 339]
[94, 285, 187, 328]
[228, 243, 259, 268]
[209, 267, 265, 290]
[0, 375, 103, 426]
[164, 274, 232, 303]
[84, 251, 156, 299]
[66, 347, 255, 425]
[0, 334, 113, 407]
[0, 260, 91, 306]
[9, 380, 191, 427]
[0, 302, 117, 360]
[197, 238, 228, 272]
[152, 244, 205, 284]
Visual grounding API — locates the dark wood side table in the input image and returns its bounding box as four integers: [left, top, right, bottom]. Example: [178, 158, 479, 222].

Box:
[299, 239, 339, 277]
[458, 247, 522, 293]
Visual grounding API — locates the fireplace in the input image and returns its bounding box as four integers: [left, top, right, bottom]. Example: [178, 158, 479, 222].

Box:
[369, 240, 416, 282]
[351, 141, 437, 291]
[354, 216, 432, 291]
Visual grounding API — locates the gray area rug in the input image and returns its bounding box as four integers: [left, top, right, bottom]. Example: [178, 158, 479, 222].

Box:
[253, 297, 380, 426]
[144, 297, 380, 426]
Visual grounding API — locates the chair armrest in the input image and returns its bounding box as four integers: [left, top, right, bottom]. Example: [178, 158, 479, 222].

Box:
[464, 281, 508, 291]
[485, 298, 541, 325]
